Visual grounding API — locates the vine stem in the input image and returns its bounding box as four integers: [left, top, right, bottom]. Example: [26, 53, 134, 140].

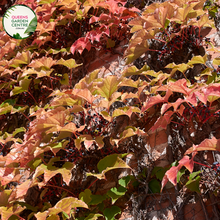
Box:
[27, 91, 37, 104]
[87, 178, 98, 189]
[46, 184, 76, 197]
[194, 161, 211, 169]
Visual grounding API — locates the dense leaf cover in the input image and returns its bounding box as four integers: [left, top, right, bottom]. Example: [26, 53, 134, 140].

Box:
[1, 0, 220, 219]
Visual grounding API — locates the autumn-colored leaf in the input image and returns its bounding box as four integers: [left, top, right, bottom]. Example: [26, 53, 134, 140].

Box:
[112, 106, 141, 118]
[121, 64, 150, 77]
[157, 79, 192, 95]
[154, 6, 168, 27]
[36, 21, 56, 35]
[125, 40, 149, 65]
[35, 197, 88, 220]
[10, 78, 31, 96]
[150, 111, 173, 132]
[95, 75, 121, 100]
[9, 51, 31, 68]
[56, 58, 82, 69]
[50, 95, 78, 107]
[187, 55, 207, 65]
[161, 98, 184, 115]
[141, 89, 173, 113]
[70, 37, 91, 55]
[22, 68, 54, 78]
[28, 57, 56, 70]
[33, 158, 74, 185]
[185, 136, 220, 155]
[213, 58, 220, 66]
[75, 88, 96, 104]
[8, 179, 34, 202]
[172, 4, 194, 21]
[75, 135, 93, 150]
[161, 155, 194, 191]
[0, 190, 11, 206]
[0, 205, 25, 220]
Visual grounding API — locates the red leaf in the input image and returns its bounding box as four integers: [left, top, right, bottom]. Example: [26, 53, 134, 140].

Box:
[70, 37, 91, 55]
[161, 98, 184, 115]
[157, 79, 192, 95]
[161, 155, 195, 191]
[141, 89, 172, 112]
[150, 111, 173, 132]
[178, 155, 194, 173]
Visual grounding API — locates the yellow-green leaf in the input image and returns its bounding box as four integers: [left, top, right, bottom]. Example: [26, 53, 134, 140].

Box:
[56, 58, 82, 69]
[95, 75, 121, 100]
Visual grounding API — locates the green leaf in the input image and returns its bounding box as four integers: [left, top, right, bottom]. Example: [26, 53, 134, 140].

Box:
[62, 212, 70, 220]
[60, 73, 69, 85]
[86, 154, 131, 179]
[97, 154, 128, 173]
[24, 16, 37, 34]
[121, 65, 150, 77]
[85, 213, 103, 220]
[151, 167, 169, 181]
[0, 99, 16, 107]
[103, 206, 121, 220]
[79, 189, 92, 204]
[0, 104, 13, 115]
[186, 176, 201, 193]
[119, 176, 131, 187]
[148, 179, 161, 193]
[89, 195, 107, 205]
[10, 87, 26, 96]
[46, 48, 68, 54]
[177, 169, 186, 183]
[12, 127, 26, 137]
[10, 78, 31, 96]
[107, 186, 127, 203]
[125, 37, 149, 65]
[189, 171, 201, 180]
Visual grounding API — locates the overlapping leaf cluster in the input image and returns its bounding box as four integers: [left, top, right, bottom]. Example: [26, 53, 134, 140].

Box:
[1, 0, 220, 219]
[0, 0, 142, 219]
[123, 0, 220, 193]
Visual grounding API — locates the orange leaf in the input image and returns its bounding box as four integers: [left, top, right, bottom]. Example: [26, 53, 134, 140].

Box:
[28, 57, 56, 70]
[185, 136, 220, 155]
[36, 21, 56, 35]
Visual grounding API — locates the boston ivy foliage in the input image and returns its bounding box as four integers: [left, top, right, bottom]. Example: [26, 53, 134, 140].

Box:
[1, 0, 220, 219]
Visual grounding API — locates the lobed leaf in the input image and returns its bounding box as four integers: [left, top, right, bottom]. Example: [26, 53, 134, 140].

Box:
[87, 154, 131, 179]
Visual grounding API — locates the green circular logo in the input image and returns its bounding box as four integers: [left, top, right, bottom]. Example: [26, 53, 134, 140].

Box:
[3, 4, 37, 39]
